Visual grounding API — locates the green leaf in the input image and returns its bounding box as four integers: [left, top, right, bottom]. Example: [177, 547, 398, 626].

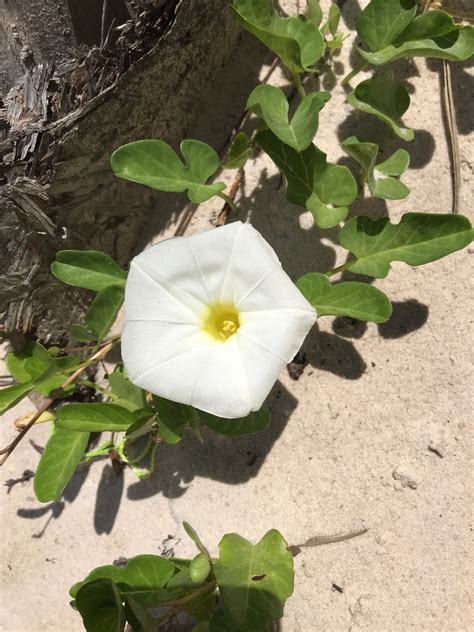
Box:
[183, 522, 209, 556]
[357, 0, 417, 53]
[256, 130, 357, 228]
[327, 4, 341, 37]
[342, 136, 410, 200]
[75, 579, 125, 632]
[224, 132, 253, 169]
[247, 85, 330, 151]
[71, 555, 176, 608]
[200, 408, 270, 436]
[358, 3, 474, 64]
[306, 0, 322, 28]
[214, 529, 294, 630]
[347, 74, 414, 142]
[52, 250, 127, 292]
[69, 324, 97, 342]
[190, 553, 211, 584]
[124, 597, 155, 632]
[231, 0, 325, 74]
[85, 285, 124, 340]
[57, 403, 145, 432]
[108, 365, 147, 411]
[111, 139, 225, 204]
[153, 396, 198, 444]
[34, 427, 89, 502]
[0, 381, 34, 415]
[340, 213, 474, 278]
[7, 341, 53, 382]
[297, 273, 392, 323]
[193, 623, 210, 632]
[5, 344, 79, 400]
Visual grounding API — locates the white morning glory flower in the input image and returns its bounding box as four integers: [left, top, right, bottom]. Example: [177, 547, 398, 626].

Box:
[122, 221, 316, 419]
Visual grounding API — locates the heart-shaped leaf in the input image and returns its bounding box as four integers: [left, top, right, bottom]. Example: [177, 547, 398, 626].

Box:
[256, 130, 357, 228]
[231, 0, 325, 74]
[199, 408, 270, 436]
[358, 1, 474, 64]
[224, 132, 253, 170]
[34, 426, 90, 502]
[357, 0, 417, 53]
[297, 273, 392, 323]
[347, 74, 414, 141]
[342, 136, 410, 199]
[247, 85, 330, 151]
[111, 139, 225, 204]
[214, 529, 294, 630]
[75, 579, 126, 632]
[52, 250, 127, 292]
[57, 403, 147, 432]
[340, 213, 474, 278]
[70, 555, 176, 607]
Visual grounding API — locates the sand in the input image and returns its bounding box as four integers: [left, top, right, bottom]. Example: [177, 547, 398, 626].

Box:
[1, 2, 473, 630]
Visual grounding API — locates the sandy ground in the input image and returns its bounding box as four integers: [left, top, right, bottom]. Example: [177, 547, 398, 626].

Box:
[1, 2, 473, 631]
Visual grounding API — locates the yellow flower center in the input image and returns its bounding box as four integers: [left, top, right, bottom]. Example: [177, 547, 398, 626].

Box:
[203, 302, 240, 342]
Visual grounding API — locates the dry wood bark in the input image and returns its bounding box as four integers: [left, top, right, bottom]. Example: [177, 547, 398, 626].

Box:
[0, 0, 240, 341]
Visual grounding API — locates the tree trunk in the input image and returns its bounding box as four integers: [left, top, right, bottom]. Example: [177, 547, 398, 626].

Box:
[0, 0, 240, 341]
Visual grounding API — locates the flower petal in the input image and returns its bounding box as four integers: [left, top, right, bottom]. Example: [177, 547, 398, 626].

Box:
[236, 307, 316, 409]
[125, 263, 203, 323]
[123, 326, 252, 418]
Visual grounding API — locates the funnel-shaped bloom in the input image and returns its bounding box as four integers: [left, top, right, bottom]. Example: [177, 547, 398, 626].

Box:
[122, 222, 316, 418]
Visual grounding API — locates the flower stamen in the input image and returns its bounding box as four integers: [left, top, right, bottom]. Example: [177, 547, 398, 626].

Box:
[203, 303, 240, 342]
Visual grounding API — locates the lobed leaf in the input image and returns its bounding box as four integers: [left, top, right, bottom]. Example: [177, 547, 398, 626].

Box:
[297, 273, 392, 323]
[52, 250, 127, 292]
[213, 529, 294, 630]
[347, 74, 414, 141]
[111, 139, 225, 204]
[34, 426, 90, 502]
[231, 0, 325, 74]
[342, 136, 410, 200]
[340, 213, 474, 278]
[256, 130, 357, 228]
[247, 85, 330, 151]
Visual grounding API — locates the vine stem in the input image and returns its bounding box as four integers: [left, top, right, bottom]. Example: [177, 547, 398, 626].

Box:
[325, 261, 354, 277]
[218, 192, 239, 214]
[0, 338, 120, 466]
[291, 70, 306, 98]
[341, 60, 369, 86]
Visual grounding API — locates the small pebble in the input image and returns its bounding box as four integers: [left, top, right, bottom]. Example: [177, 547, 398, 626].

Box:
[392, 465, 418, 490]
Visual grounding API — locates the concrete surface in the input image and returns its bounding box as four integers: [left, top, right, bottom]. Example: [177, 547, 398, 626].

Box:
[1, 2, 473, 630]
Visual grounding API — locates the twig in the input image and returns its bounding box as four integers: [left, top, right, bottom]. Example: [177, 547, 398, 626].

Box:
[442, 61, 460, 213]
[0, 339, 119, 466]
